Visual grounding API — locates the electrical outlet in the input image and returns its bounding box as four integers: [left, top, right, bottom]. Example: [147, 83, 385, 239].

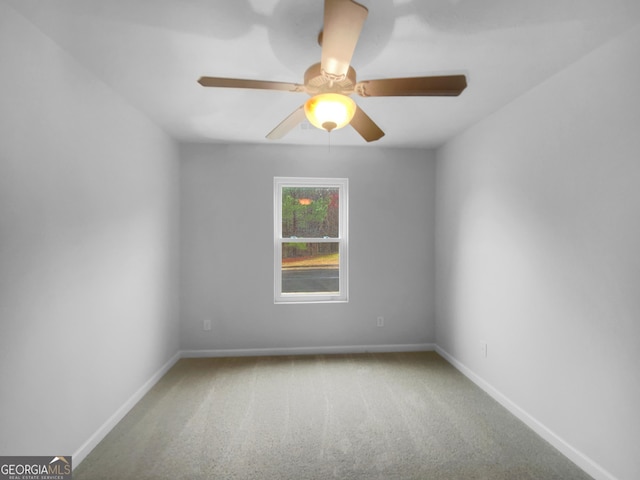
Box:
[203, 319, 212, 331]
[377, 316, 384, 327]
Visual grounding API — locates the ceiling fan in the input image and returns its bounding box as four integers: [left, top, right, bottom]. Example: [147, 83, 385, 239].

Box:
[197, 0, 467, 142]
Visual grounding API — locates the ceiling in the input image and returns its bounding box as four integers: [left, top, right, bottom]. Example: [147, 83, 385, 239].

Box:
[7, 0, 640, 148]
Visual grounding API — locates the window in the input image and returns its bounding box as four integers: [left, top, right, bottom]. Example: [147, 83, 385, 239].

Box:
[274, 177, 348, 304]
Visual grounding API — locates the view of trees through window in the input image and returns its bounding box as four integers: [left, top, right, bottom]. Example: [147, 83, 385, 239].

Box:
[281, 187, 340, 293]
[281, 187, 339, 238]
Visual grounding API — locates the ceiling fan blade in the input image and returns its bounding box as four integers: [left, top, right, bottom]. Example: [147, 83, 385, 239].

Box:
[321, 0, 368, 80]
[198, 77, 304, 93]
[350, 106, 384, 142]
[266, 106, 306, 140]
[355, 75, 467, 97]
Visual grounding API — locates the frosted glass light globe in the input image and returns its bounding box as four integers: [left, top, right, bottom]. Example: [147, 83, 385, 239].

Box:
[304, 93, 357, 132]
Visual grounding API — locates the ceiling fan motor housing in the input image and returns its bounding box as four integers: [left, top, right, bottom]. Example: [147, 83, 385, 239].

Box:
[304, 62, 357, 95]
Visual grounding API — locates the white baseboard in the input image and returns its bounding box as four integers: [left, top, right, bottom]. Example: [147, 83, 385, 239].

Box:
[434, 346, 617, 480]
[181, 343, 436, 358]
[72, 351, 181, 468]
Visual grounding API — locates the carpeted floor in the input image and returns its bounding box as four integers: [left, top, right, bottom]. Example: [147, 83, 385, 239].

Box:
[73, 352, 593, 479]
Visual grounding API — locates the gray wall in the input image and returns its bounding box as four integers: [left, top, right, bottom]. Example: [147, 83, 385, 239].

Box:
[0, 3, 179, 459]
[179, 144, 436, 352]
[435, 24, 640, 480]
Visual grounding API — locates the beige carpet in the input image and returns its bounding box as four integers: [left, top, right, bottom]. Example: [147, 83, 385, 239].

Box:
[74, 352, 592, 479]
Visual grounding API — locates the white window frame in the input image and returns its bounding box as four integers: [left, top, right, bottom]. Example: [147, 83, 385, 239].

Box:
[274, 177, 349, 304]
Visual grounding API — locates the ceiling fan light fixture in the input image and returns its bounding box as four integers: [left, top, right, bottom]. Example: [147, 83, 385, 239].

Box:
[304, 93, 356, 132]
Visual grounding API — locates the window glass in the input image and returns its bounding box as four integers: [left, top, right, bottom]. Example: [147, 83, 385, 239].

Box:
[281, 242, 340, 294]
[281, 187, 339, 238]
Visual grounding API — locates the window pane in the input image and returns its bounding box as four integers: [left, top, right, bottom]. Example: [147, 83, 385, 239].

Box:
[282, 187, 339, 238]
[281, 242, 339, 293]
